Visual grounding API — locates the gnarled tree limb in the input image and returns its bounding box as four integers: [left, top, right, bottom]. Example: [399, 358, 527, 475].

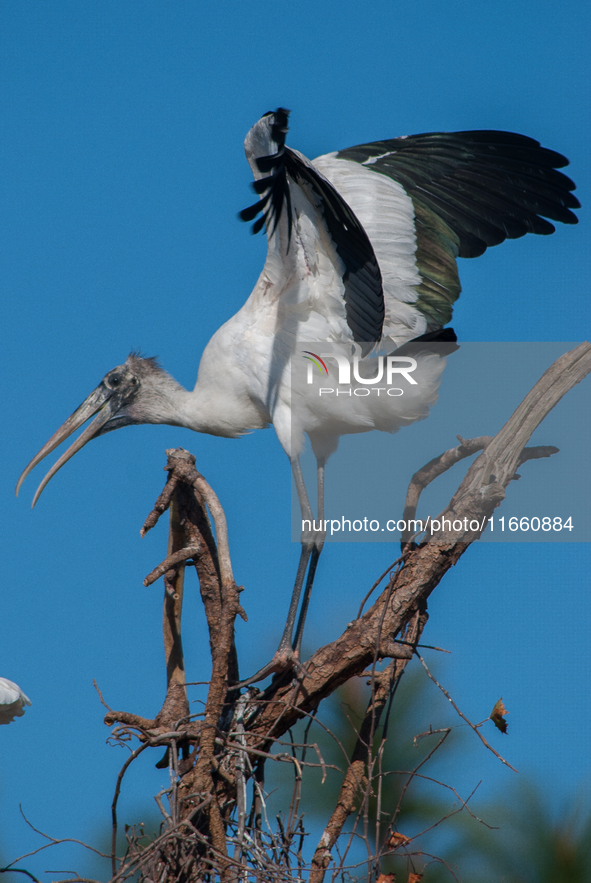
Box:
[245, 343, 591, 744]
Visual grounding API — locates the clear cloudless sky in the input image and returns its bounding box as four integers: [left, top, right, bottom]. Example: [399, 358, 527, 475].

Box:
[2, 0, 590, 877]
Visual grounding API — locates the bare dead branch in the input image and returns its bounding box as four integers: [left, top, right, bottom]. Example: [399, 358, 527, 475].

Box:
[10, 808, 111, 868]
[45, 878, 102, 883]
[103, 710, 159, 730]
[462, 343, 590, 490]
[401, 435, 560, 548]
[309, 612, 425, 883]
[143, 544, 201, 587]
[91, 679, 113, 714]
[401, 435, 493, 546]
[224, 741, 339, 772]
[134, 448, 245, 878]
[243, 344, 591, 748]
[189, 469, 235, 590]
[139, 469, 179, 537]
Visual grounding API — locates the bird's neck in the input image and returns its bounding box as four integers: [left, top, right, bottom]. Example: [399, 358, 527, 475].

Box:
[148, 372, 268, 439]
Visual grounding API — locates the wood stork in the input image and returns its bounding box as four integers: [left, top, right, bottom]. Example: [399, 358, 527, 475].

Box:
[0, 677, 31, 725]
[17, 109, 579, 682]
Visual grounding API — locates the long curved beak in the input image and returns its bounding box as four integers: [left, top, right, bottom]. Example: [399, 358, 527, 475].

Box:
[16, 384, 121, 507]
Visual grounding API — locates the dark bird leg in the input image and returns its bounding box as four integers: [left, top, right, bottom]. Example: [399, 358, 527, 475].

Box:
[236, 457, 325, 687]
[292, 460, 325, 656]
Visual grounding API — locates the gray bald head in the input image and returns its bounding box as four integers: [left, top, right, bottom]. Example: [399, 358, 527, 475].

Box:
[16, 352, 184, 506]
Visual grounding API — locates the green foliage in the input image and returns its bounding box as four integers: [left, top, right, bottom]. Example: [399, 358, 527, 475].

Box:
[427, 782, 591, 883]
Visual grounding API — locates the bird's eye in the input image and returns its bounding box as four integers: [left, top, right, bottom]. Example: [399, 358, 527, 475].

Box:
[108, 373, 121, 387]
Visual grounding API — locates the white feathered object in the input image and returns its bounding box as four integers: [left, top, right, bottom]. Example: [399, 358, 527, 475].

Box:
[0, 677, 31, 724]
[16, 108, 579, 682]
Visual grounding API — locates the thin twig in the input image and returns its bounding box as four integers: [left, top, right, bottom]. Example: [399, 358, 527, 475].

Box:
[13, 807, 111, 864]
[355, 555, 406, 620]
[92, 679, 112, 712]
[417, 652, 518, 772]
[143, 545, 201, 587]
[111, 742, 151, 875]
[0, 870, 41, 882]
[154, 787, 173, 823]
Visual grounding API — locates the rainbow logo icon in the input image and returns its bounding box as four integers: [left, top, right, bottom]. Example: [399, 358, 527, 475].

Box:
[302, 351, 329, 375]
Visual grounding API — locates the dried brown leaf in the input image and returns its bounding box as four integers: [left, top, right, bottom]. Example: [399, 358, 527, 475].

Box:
[490, 697, 509, 733]
[388, 831, 412, 849]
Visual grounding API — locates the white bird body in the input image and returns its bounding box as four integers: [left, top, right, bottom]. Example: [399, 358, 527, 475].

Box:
[18, 108, 579, 497]
[0, 677, 31, 725]
[196, 317, 446, 452]
[189, 147, 440, 460]
[17, 108, 579, 679]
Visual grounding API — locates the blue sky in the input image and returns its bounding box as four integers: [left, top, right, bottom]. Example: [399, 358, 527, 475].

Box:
[2, 1, 590, 877]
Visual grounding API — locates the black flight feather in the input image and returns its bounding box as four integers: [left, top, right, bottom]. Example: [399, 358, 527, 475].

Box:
[241, 109, 385, 344]
[337, 130, 579, 259]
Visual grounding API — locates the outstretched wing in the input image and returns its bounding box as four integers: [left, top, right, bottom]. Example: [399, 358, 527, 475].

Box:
[329, 130, 579, 328]
[241, 109, 385, 344]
